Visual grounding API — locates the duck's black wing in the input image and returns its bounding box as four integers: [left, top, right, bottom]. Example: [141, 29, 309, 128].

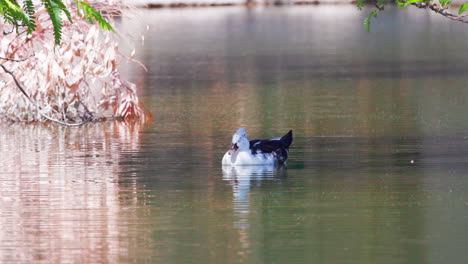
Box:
[249, 139, 285, 153]
[249, 130, 293, 164]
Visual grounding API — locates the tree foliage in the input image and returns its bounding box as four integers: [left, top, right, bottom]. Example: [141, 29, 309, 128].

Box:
[0, 1, 146, 124]
[76, 1, 113, 32]
[359, 0, 468, 31]
[0, 0, 113, 45]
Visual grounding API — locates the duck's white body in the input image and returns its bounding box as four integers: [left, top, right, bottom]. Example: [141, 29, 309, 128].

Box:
[222, 150, 277, 166]
[222, 128, 293, 166]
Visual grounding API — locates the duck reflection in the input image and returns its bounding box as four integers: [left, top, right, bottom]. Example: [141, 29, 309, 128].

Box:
[222, 165, 287, 202]
[222, 165, 287, 247]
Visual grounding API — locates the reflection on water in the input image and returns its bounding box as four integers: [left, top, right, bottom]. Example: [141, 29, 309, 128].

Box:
[222, 165, 287, 253]
[222, 166, 286, 226]
[0, 122, 142, 263]
[2, 5, 468, 264]
[222, 166, 283, 250]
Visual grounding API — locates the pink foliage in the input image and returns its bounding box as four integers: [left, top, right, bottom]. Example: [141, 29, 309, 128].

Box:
[0, 5, 146, 123]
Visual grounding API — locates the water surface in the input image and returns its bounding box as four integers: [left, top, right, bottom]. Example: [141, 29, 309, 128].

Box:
[2, 5, 468, 264]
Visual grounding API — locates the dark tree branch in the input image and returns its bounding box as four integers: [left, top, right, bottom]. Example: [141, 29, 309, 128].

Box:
[375, 3, 385, 11]
[3, 27, 15, 35]
[0, 55, 33, 62]
[0, 63, 32, 101]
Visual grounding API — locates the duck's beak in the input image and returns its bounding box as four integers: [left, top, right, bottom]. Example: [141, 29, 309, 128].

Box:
[229, 143, 239, 155]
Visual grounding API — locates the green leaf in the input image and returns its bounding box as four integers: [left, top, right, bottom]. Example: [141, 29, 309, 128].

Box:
[23, 0, 37, 34]
[356, 0, 365, 10]
[52, 0, 73, 23]
[376, 0, 386, 8]
[364, 10, 379, 32]
[397, 0, 424, 8]
[0, 0, 32, 31]
[75, 1, 114, 32]
[459, 2, 468, 14]
[439, 0, 451, 7]
[42, 0, 63, 45]
[0, 0, 113, 45]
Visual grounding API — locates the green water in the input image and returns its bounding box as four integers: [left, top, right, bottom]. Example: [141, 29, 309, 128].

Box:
[2, 5, 468, 264]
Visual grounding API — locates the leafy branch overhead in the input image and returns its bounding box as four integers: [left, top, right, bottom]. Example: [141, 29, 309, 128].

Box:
[0, 0, 114, 45]
[359, 0, 468, 31]
[76, 1, 113, 32]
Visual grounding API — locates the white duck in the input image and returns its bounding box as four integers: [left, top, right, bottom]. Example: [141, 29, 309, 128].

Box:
[222, 128, 293, 166]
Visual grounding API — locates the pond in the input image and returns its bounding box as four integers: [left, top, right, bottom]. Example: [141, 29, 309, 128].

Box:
[2, 5, 468, 264]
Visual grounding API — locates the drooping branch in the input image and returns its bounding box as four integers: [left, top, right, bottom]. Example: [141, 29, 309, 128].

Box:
[360, 0, 468, 31]
[0, 63, 32, 101]
[406, 1, 468, 24]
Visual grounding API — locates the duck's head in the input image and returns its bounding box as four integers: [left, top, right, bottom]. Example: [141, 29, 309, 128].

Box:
[229, 128, 249, 155]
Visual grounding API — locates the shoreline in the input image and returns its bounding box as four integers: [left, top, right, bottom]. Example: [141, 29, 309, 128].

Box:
[125, 0, 356, 9]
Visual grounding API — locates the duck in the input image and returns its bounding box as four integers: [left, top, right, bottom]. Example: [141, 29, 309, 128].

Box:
[222, 128, 293, 166]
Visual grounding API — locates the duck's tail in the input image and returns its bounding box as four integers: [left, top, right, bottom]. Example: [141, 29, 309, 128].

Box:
[281, 130, 293, 149]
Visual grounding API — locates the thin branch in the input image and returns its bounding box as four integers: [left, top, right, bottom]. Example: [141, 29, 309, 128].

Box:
[0, 55, 33, 62]
[0, 63, 93, 126]
[375, 3, 385, 11]
[0, 63, 32, 101]
[38, 111, 91, 126]
[79, 99, 94, 119]
[401, 0, 468, 23]
[3, 27, 15, 35]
